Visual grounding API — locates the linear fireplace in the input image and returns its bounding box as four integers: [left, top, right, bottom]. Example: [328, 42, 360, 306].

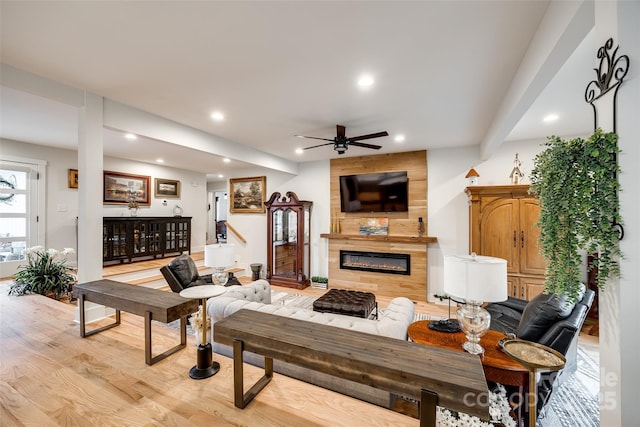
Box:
[339, 250, 410, 275]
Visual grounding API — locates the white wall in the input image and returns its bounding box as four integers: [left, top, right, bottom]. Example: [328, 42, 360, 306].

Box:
[598, 1, 640, 424]
[427, 138, 553, 300]
[217, 161, 330, 277]
[102, 157, 208, 253]
[219, 140, 549, 294]
[0, 138, 208, 259]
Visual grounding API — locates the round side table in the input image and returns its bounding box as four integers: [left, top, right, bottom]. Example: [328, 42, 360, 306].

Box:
[179, 285, 227, 379]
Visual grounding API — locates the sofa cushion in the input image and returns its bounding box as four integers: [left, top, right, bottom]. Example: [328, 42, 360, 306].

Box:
[516, 293, 575, 342]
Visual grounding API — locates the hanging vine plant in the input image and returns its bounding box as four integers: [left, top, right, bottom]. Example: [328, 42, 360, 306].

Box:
[529, 128, 622, 302]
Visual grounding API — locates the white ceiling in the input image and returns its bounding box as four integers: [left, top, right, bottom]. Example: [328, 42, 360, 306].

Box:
[0, 1, 595, 182]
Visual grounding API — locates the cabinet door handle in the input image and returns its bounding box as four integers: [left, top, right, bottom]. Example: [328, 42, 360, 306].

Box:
[521, 231, 525, 248]
[513, 231, 517, 247]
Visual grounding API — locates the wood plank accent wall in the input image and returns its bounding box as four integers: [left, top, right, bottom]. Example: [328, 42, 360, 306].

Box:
[326, 150, 432, 301]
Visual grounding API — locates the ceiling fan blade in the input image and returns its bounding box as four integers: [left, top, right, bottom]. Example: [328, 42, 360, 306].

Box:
[349, 141, 382, 150]
[336, 125, 346, 139]
[303, 142, 335, 150]
[295, 135, 334, 142]
[348, 131, 389, 142]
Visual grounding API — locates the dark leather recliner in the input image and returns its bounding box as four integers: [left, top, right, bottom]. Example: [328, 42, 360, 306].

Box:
[486, 285, 595, 415]
[160, 254, 213, 293]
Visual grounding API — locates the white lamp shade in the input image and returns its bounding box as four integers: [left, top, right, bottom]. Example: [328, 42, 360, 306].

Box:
[443, 254, 507, 303]
[204, 244, 236, 269]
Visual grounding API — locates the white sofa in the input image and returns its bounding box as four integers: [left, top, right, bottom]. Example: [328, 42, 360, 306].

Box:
[207, 279, 415, 407]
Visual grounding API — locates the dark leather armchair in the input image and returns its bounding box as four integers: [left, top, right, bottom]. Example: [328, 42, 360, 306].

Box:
[160, 254, 213, 293]
[486, 285, 595, 414]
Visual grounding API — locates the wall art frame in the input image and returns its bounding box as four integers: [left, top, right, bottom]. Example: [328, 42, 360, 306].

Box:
[103, 171, 150, 205]
[68, 169, 78, 189]
[230, 176, 266, 213]
[154, 178, 180, 198]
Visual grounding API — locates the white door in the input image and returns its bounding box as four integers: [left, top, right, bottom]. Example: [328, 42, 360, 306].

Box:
[0, 159, 44, 278]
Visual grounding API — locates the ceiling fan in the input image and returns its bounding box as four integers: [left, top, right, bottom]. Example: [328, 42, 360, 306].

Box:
[295, 125, 388, 155]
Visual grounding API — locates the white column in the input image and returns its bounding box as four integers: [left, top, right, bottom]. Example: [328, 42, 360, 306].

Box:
[76, 92, 113, 322]
[595, 1, 640, 426]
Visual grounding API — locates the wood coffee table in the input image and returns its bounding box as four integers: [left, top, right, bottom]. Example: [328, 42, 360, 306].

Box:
[408, 321, 529, 425]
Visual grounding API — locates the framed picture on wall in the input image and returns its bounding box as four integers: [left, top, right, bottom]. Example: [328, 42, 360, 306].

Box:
[103, 171, 151, 205]
[154, 178, 180, 198]
[230, 176, 266, 213]
[68, 169, 78, 189]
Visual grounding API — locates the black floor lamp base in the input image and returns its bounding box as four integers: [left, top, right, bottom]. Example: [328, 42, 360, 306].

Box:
[189, 361, 220, 379]
[189, 343, 220, 379]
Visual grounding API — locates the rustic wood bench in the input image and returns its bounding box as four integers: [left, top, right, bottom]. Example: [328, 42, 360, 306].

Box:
[214, 309, 490, 426]
[73, 279, 198, 365]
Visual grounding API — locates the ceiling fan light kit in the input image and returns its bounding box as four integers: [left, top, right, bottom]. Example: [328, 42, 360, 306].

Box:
[296, 124, 388, 155]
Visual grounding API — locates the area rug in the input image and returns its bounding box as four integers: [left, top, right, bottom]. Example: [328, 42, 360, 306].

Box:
[539, 345, 600, 427]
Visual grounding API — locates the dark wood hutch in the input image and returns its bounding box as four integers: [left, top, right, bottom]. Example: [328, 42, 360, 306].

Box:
[265, 192, 312, 289]
[103, 216, 191, 265]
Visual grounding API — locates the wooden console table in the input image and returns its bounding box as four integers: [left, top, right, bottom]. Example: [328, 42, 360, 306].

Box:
[73, 280, 198, 365]
[214, 309, 489, 426]
[408, 322, 528, 386]
[408, 321, 529, 425]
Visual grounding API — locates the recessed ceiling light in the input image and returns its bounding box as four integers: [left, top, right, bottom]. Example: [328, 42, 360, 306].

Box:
[357, 74, 374, 88]
[125, 133, 137, 140]
[543, 114, 559, 123]
[394, 134, 405, 143]
[218, 174, 224, 178]
[156, 158, 164, 163]
[223, 158, 231, 163]
[210, 111, 225, 121]
[295, 148, 304, 155]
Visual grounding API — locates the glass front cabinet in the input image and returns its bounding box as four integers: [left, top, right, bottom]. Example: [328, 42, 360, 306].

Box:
[103, 217, 191, 264]
[265, 191, 312, 289]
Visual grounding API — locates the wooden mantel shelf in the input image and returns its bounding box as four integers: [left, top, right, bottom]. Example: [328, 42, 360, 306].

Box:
[320, 233, 437, 244]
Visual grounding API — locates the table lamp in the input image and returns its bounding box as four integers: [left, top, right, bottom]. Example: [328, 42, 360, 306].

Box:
[443, 253, 507, 355]
[204, 243, 238, 286]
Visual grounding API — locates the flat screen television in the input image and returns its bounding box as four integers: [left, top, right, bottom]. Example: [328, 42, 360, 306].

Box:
[339, 171, 408, 213]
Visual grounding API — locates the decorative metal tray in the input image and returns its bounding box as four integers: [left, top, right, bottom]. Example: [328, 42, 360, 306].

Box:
[501, 339, 566, 370]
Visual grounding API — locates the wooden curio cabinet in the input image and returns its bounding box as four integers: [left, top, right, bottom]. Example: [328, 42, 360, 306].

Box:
[265, 192, 312, 289]
[465, 185, 546, 300]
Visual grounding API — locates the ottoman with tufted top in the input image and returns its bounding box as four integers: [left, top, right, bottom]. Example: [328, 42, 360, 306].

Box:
[312, 288, 377, 319]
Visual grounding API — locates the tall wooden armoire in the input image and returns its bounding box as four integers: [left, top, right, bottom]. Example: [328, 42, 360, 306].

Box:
[465, 185, 546, 300]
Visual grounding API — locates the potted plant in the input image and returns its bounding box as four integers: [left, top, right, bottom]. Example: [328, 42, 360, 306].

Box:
[9, 246, 76, 300]
[529, 128, 623, 302]
[310, 276, 329, 289]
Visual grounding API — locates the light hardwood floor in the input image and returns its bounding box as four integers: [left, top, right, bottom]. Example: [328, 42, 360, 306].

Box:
[0, 253, 598, 426]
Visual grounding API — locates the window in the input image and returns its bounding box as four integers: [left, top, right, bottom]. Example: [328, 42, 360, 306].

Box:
[0, 158, 45, 277]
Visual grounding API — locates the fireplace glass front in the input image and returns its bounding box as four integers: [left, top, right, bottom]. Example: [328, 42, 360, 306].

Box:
[339, 250, 410, 275]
